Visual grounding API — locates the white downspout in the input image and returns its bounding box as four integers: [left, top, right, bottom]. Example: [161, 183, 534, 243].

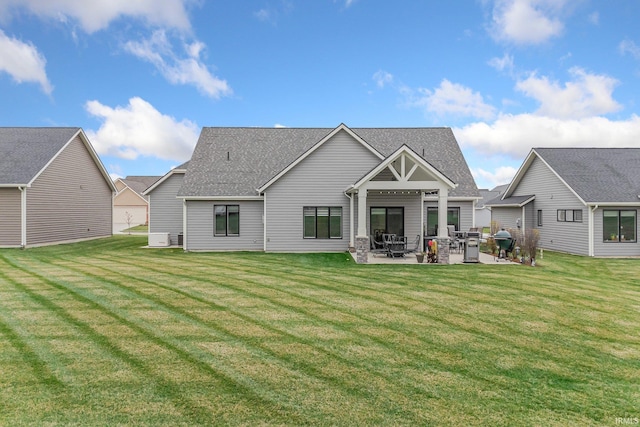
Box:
[589, 204, 598, 256]
[182, 199, 187, 250]
[263, 192, 267, 251]
[19, 186, 26, 248]
[344, 190, 354, 249]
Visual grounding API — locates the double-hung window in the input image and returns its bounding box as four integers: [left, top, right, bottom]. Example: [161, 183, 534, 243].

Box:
[304, 207, 342, 239]
[557, 209, 582, 222]
[214, 205, 239, 236]
[603, 210, 636, 242]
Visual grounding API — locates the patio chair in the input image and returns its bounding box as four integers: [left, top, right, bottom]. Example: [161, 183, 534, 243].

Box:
[404, 234, 421, 254]
[369, 235, 387, 257]
[447, 225, 462, 253]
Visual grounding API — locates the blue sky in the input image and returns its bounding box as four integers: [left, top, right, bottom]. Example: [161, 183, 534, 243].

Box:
[1, 0, 640, 189]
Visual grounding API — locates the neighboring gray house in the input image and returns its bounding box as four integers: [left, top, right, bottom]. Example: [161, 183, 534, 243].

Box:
[150, 124, 480, 262]
[143, 162, 188, 246]
[488, 148, 640, 257]
[0, 127, 115, 248]
[475, 184, 507, 230]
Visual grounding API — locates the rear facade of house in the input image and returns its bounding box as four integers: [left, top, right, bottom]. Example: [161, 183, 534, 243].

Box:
[150, 125, 480, 260]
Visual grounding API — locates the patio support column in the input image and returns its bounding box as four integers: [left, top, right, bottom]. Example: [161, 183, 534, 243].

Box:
[355, 189, 369, 264]
[437, 188, 448, 238]
[437, 188, 450, 264]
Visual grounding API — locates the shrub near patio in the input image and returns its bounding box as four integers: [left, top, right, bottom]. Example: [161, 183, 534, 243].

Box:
[0, 235, 638, 425]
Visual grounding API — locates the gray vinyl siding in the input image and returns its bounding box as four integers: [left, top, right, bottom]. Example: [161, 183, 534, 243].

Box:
[0, 188, 21, 247]
[26, 136, 113, 246]
[423, 200, 475, 234]
[185, 200, 263, 251]
[491, 207, 521, 232]
[265, 129, 380, 252]
[592, 207, 640, 256]
[364, 193, 423, 241]
[506, 157, 589, 255]
[148, 172, 184, 245]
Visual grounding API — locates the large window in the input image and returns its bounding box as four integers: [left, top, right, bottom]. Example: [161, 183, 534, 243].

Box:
[304, 207, 342, 239]
[370, 207, 404, 240]
[557, 209, 582, 222]
[426, 207, 459, 236]
[214, 205, 239, 236]
[603, 210, 636, 242]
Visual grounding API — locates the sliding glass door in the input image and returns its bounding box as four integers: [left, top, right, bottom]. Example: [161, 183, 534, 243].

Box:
[370, 207, 404, 240]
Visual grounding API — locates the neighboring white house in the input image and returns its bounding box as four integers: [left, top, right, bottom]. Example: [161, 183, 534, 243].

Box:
[488, 148, 640, 257]
[147, 124, 481, 263]
[113, 175, 160, 230]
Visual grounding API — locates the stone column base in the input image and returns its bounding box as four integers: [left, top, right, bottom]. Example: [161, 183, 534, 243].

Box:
[435, 237, 450, 264]
[355, 236, 369, 264]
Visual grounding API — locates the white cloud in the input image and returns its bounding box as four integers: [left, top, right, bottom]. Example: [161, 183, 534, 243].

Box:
[0, 0, 192, 33]
[619, 39, 640, 60]
[124, 30, 232, 99]
[0, 29, 52, 94]
[372, 70, 394, 88]
[455, 114, 640, 159]
[412, 79, 496, 120]
[490, 0, 567, 45]
[516, 67, 621, 119]
[472, 166, 518, 188]
[85, 97, 199, 161]
[488, 53, 514, 73]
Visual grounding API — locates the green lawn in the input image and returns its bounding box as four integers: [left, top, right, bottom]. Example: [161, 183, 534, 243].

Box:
[0, 236, 638, 426]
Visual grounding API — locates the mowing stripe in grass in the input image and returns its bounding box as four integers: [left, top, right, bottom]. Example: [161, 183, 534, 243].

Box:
[38, 251, 447, 422]
[1, 253, 309, 425]
[80, 250, 614, 417]
[7, 252, 439, 425]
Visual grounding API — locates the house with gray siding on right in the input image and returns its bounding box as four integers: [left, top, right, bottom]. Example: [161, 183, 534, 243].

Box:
[488, 148, 640, 257]
[143, 162, 188, 246]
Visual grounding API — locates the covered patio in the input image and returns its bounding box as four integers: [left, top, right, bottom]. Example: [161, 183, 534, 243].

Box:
[345, 145, 458, 264]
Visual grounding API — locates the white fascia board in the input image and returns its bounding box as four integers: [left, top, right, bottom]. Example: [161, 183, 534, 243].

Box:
[257, 124, 384, 193]
[143, 169, 186, 195]
[179, 195, 264, 201]
[77, 129, 117, 192]
[586, 202, 640, 207]
[28, 128, 117, 193]
[532, 149, 587, 205]
[353, 145, 456, 190]
[0, 183, 29, 187]
[505, 148, 587, 206]
[115, 186, 148, 204]
[502, 149, 536, 199]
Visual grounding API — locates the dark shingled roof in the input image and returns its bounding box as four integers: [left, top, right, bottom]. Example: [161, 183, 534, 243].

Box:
[179, 127, 479, 198]
[0, 127, 81, 185]
[534, 148, 640, 203]
[122, 176, 162, 198]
